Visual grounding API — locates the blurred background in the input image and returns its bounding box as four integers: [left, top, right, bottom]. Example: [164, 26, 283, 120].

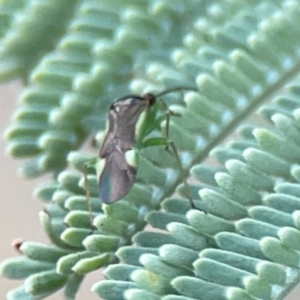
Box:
[0, 82, 299, 299]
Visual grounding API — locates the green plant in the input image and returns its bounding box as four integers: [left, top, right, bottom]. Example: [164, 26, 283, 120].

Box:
[1, 0, 300, 299]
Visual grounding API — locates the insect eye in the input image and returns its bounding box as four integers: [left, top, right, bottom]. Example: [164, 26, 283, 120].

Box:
[143, 93, 156, 106]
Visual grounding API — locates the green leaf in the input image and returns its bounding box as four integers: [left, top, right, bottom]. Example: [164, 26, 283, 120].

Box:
[20, 242, 72, 263]
[72, 253, 111, 274]
[0, 257, 54, 279]
[3, 0, 300, 299]
[24, 270, 68, 295]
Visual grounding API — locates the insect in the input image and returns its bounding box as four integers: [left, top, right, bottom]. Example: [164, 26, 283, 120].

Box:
[87, 87, 201, 210]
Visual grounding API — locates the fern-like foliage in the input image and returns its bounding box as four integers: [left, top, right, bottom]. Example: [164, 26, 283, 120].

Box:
[1, 0, 300, 299]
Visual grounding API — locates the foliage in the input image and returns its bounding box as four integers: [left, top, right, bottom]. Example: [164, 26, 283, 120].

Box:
[1, 0, 300, 299]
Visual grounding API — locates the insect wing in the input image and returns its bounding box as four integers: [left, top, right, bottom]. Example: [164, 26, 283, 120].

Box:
[99, 130, 113, 158]
[99, 150, 137, 203]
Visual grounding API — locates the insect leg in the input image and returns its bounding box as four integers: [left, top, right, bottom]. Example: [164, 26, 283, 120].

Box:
[159, 99, 180, 151]
[167, 141, 206, 212]
[84, 160, 98, 231]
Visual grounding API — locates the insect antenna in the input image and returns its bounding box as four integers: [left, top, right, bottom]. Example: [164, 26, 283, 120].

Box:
[155, 86, 197, 98]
